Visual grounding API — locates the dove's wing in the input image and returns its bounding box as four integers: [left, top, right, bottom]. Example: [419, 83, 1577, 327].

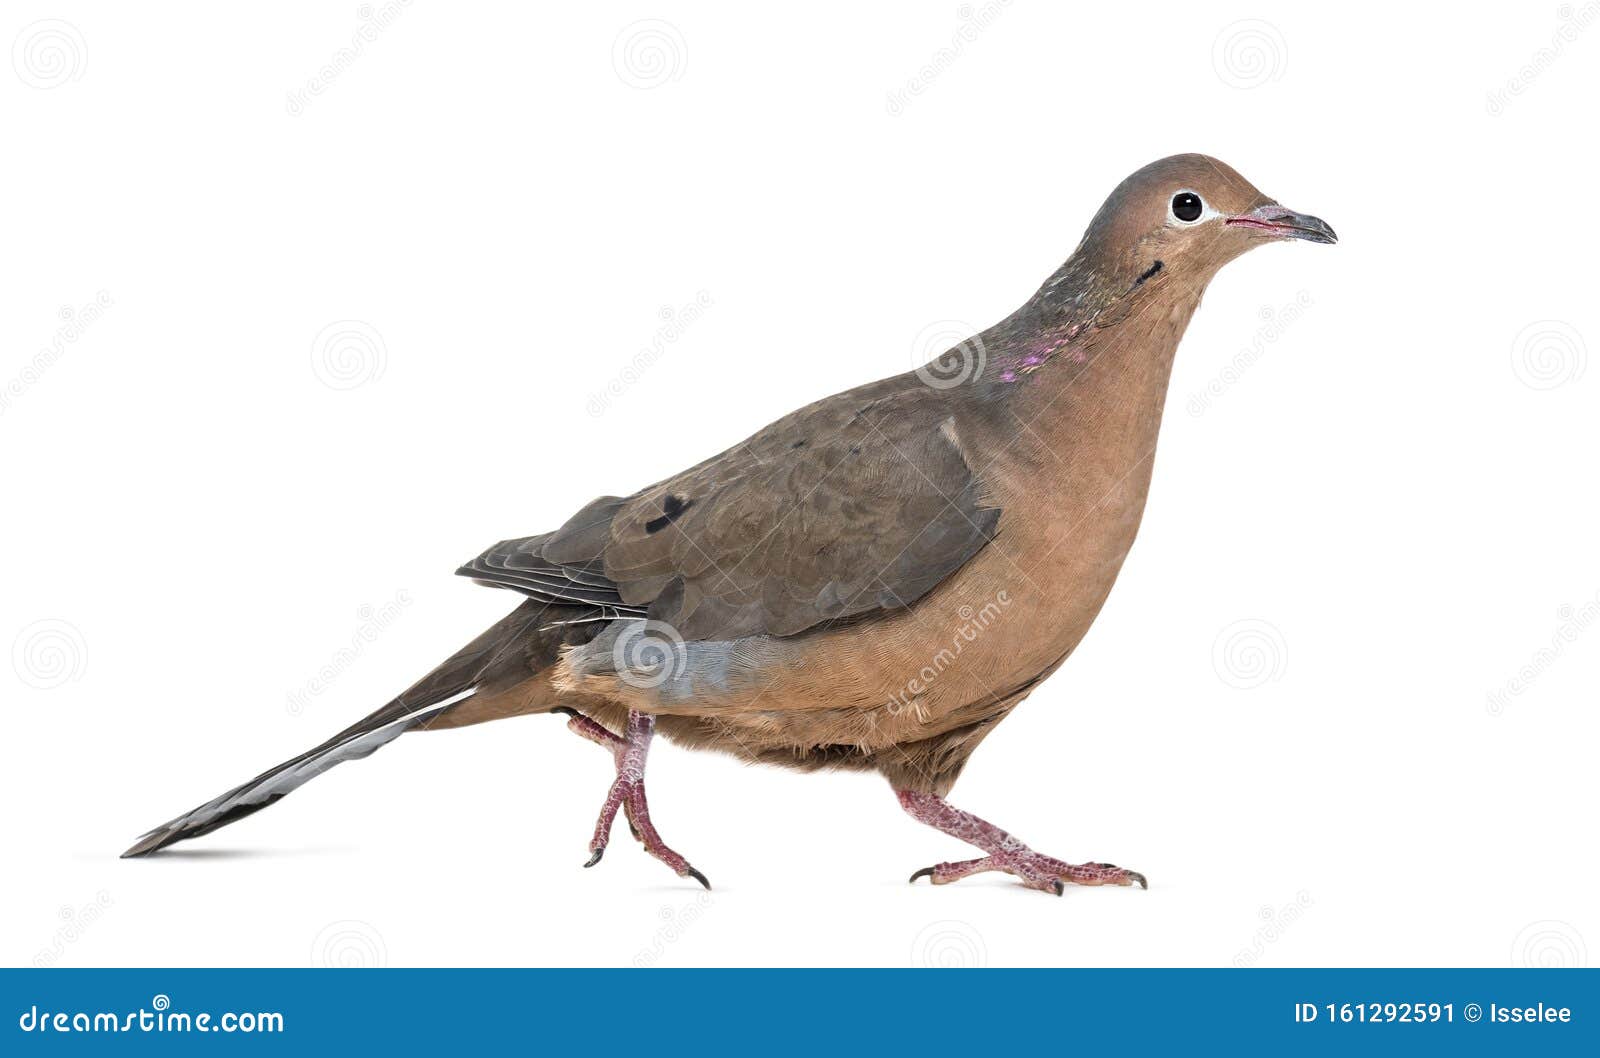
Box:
[458, 375, 1000, 641]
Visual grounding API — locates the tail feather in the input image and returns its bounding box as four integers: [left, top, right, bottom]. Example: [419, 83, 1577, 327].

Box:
[121, 599, 584, 857]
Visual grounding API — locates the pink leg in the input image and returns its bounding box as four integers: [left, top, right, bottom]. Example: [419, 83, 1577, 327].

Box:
[897, 789, 1146, 896]
[557, 708, 709, 889]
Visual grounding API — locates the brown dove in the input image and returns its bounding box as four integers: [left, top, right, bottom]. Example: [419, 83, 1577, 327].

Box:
[124, 154, 1335, 894]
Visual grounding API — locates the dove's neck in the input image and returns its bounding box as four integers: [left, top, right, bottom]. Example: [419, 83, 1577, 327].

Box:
[974, 258, 1207, 486]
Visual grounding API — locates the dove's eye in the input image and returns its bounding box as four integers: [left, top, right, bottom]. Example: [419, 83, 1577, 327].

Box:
[1170, 192, 1204, 223]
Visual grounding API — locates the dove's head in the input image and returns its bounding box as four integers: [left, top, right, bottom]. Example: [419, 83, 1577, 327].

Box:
[1076, 153, 1335, 289]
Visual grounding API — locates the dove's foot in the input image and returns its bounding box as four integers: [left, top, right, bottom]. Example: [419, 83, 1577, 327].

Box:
[897, 788, 1146, 896]
[908, 853, 1146, 893]
[562, 708, 709, 889]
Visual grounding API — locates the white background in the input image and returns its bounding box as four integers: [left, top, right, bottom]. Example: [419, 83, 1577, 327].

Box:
[3, 2, 1596, 969]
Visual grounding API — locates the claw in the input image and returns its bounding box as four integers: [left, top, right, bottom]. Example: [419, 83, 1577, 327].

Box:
[1128, 871, 1148, 890]
[1052, 879, 1065, 896]
[584, 847, 604, 868]
[909, 866, 935, 884]
[687, 867, 711, 890]
[552, 706, 579, 719]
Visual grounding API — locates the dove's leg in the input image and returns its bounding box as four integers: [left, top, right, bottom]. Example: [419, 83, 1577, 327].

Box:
[558, 708, 709, 890]
[897, 789, 1146, 895]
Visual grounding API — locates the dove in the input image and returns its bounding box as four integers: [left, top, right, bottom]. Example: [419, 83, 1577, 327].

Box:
[124, 154, 1334, 894]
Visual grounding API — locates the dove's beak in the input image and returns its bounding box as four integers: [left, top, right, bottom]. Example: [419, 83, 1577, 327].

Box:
[1226, 203, 1338, 245]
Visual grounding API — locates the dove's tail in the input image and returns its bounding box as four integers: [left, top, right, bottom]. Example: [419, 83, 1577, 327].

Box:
[121, 599, 600, 858]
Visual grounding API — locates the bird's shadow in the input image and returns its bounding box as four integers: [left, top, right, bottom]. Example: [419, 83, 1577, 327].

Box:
[119, 846, 353, 862]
